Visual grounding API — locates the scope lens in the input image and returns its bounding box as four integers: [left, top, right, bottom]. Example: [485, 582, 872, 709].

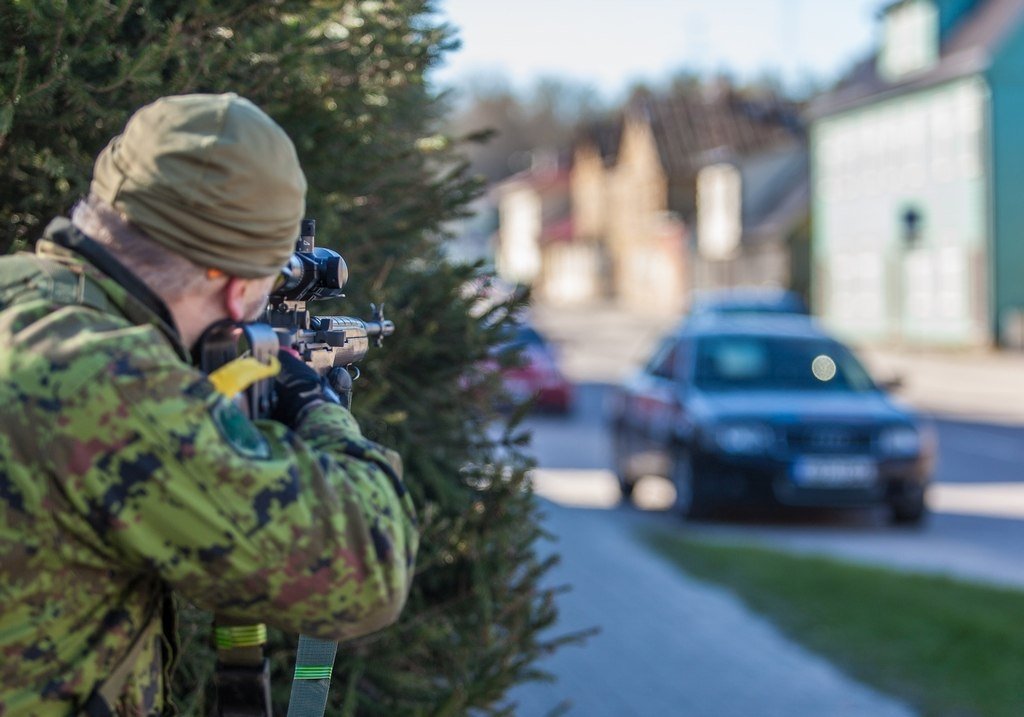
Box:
[313, 248, 348, 291]
[272, 267, 289, 292]
[271, 255, 305, 297]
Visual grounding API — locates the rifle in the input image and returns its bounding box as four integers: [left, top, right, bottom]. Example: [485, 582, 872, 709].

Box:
[267, 219, 394, 408]
[197, 219, 394, 717]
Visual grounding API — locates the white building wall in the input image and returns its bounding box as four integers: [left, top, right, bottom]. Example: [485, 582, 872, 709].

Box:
[812, 76, 990, 346]
[541, 244, 600, 305]
[497, 186, 542, 285]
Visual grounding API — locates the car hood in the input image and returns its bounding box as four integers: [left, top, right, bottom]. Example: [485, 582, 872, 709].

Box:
[691, 390, 913, 424]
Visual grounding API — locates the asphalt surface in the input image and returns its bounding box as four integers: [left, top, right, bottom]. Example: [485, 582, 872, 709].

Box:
[504, 300, 1024, 716]
[507, 502, 915, 717]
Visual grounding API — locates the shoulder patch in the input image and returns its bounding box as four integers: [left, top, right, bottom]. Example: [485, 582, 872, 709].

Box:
[211, 399, 271, 460]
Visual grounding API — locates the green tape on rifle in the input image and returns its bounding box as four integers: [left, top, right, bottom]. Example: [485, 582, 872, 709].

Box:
[293, 666, 333, 680]
[214, 624, 268, 649]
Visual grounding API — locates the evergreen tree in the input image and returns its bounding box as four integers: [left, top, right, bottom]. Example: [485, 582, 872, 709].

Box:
[0, 1, 580, 713]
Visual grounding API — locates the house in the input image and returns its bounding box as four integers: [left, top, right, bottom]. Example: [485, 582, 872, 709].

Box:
[568, 121, 621, 302]
[809, 0, 1024, 348]
[693, 142, 811, 301]
[492, 156, 579, 298]
[571, 84, 803, 314]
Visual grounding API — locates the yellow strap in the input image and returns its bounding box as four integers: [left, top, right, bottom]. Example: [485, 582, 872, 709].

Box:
[208, 356, 281, 397]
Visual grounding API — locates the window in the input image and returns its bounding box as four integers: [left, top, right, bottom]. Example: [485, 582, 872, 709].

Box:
[693, 336, 876, 393]
[879, 0, 939, 81]
[646, 338, 680, 380]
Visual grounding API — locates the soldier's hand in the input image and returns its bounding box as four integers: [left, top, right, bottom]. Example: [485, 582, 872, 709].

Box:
[271, 350, 338, 427]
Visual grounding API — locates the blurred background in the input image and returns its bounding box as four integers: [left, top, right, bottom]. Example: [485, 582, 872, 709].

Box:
[434, 0, 1024, 351]
[430, 1, 1024, 715]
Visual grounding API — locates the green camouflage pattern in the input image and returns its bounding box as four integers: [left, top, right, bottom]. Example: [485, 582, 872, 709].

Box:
[0, 223, 418, 716]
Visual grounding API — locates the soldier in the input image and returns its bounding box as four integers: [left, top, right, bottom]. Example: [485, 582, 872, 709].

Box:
[0, 94, 418, 715]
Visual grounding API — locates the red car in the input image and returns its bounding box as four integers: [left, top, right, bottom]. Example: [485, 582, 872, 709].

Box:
[494, 325, 573, 414]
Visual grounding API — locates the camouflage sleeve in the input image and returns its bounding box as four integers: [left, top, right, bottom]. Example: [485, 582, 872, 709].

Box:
[59, 337, 418, 642]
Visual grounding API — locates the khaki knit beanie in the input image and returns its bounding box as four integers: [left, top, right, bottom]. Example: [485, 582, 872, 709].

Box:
[90, 93, 307, 278]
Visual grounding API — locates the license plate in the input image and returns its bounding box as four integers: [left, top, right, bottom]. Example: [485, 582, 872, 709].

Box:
[792, 456, 878, 488]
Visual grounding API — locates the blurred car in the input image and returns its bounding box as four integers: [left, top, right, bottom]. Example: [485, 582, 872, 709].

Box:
[493, 324, 573, 414]
[607, 314, 934, 524]
[687, 288, 810, 318]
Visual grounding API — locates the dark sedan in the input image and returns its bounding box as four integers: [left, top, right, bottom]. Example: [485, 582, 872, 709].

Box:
[607, 315, 935, 524]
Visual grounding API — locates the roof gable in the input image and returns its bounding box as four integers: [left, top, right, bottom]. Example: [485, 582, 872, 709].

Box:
[573, 119, 622, 168]
[628, 87, 801, 179]
[812, 0, 1024, 118]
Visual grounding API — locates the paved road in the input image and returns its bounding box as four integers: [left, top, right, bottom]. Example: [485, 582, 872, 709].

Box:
[507, 502, 915, 717]
[509, 301, 1024, 715]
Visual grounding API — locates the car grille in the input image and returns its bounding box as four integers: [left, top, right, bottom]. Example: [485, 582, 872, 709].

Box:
[783, 425, 875, 454]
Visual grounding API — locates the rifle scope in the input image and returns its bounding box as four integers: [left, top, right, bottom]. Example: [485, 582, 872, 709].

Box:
[271, 219, 349, 302]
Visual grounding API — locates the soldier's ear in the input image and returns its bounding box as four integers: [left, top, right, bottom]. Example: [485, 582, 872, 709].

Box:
[223, 277, 249, 322]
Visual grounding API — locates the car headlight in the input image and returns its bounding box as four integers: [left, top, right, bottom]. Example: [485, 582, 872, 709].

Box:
[712, 423, 776, 455]
[878, 426, 921, 457]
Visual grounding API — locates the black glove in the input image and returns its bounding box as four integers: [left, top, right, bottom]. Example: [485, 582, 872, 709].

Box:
[271, 350, 336, 427]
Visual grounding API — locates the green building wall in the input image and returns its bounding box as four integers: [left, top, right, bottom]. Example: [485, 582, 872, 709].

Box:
[987, 24, 1024, 346]
[936, 0, 981, 39]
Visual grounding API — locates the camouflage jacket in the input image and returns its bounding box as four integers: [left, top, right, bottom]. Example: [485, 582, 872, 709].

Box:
[0, 219, 418, 716]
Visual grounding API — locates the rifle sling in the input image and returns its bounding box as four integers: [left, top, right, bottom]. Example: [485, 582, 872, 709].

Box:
[286, 636, 338, 717]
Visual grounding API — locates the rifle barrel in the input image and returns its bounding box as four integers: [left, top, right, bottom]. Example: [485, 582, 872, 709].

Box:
[364, 319, 395, 339]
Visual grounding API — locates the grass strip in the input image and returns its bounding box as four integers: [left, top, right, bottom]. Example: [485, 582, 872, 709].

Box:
[643, 528, 1024, 717]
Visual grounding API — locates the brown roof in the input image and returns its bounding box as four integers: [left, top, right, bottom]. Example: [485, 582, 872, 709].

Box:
[574, 118, 622, 167]
[632, 88, 802, 179]
[810, 0, 1024, 118]
[573, 85, 801, 176]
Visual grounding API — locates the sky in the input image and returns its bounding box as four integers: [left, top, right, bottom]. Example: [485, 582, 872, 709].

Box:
[432, 0, 887, 101]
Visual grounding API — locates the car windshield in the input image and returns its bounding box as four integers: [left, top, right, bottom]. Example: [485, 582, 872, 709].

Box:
[691, 292, 808, 316]
[693, 335, 877, 393]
